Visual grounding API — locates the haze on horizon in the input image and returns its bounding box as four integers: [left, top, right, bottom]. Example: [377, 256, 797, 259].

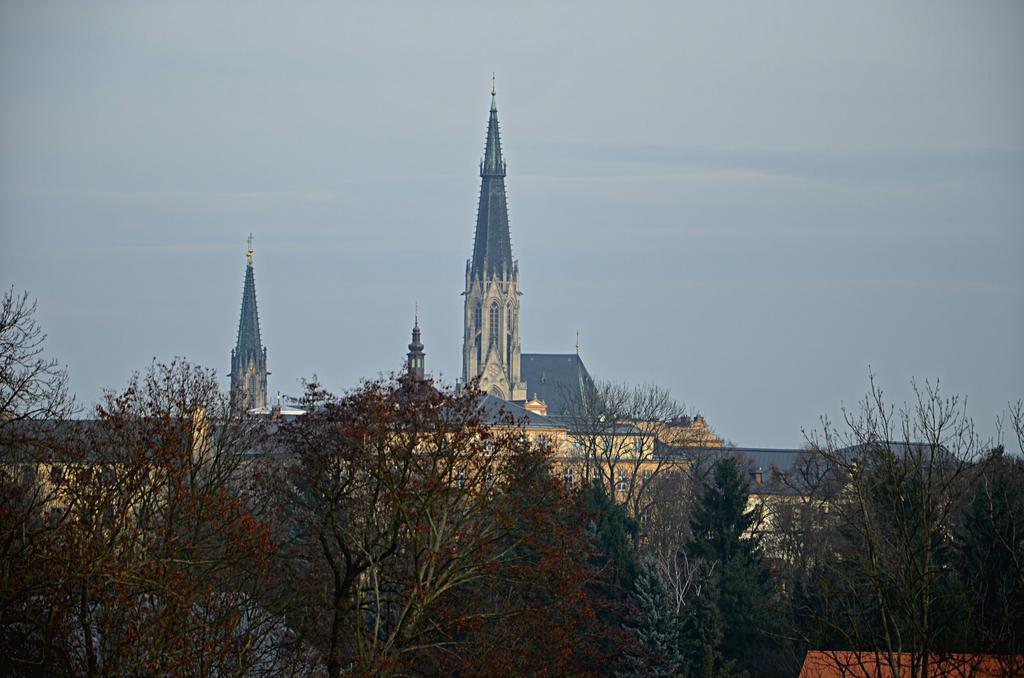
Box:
[1, 1, 1021, 451]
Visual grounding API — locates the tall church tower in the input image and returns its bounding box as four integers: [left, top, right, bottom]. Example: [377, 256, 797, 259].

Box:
[230, 234, 268, 412]
[406, 311, 425, 384]
[462, 83, 526, 401]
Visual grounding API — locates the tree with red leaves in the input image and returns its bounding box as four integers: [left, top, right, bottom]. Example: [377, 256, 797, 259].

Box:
[1, 360, 282, 676]
[275, 376, 631, 677]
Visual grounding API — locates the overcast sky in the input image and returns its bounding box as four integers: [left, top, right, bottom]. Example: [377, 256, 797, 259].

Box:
[2, 1, 1022, 450]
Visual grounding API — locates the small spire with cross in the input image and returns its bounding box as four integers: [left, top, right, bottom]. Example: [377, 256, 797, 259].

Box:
[246, 233, 254, 265]
[576, 330, 581, 355]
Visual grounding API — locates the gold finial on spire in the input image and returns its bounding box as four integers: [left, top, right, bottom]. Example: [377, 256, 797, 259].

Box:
[246, 233, 254, 264]
[491, 72, 496, 97]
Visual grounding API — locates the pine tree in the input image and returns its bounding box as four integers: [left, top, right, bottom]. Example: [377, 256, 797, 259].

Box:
[582, 479, 639, 595]
[957, 450, 1024, 652]
[683, 457, 785, 677]
[621, 559, 684, 677]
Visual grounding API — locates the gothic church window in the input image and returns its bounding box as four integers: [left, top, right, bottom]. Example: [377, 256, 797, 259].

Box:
[489, 302, 500, 348]
[474, 304, 482, 332]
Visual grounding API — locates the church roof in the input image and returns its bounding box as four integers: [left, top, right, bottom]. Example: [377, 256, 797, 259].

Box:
[469, 89, 514, 279]
[520, 353, 595, 417]
[477, 393, 565, 430]
[235, 251, 263, 359]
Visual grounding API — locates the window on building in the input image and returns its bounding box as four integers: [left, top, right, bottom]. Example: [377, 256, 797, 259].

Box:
[489, 301, 501, 348]
[616, 469, 628, 493]
[474, 303, 482, 332]
[455, 466, 465, 490]
[634, 436, 644, 455]
[563, 466, 574, 489]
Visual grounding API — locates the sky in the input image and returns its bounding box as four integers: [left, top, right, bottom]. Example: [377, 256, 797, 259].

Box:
[1, 1, 1022, 450]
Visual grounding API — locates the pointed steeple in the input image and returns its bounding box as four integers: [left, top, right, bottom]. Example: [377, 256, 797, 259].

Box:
[230, 234, 268, 412]
[462, 84, 526, 402]
[406, 308, 425, 384]
[470, 80, 514, 280]
[236, 235, 262, 358]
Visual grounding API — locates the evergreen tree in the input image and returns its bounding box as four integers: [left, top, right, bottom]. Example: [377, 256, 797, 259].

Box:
[957, 450, 1024, 653]
[621, 559, 684, 677]
[678, 562, 738, 678]
[582, 479, 640, 595]
[683, 457, 785, 677]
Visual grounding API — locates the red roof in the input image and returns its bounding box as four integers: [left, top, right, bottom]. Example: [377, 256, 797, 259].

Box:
[799, 650, 1024, 678]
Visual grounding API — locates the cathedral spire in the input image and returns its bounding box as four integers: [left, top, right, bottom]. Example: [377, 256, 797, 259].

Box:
[462, 86, 526, 401]
[471, 81, 513, 279]
[230, 234, 268, 412]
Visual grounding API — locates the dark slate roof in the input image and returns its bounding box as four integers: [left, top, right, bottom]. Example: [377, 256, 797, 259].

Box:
[235, 259, 263, 358]
[476, 394, 565, 430]
[729, 447, 808, 474]
[0, 419, 99, 462]
[664, 445, 807, 475]
[470, 92, 514, 280]
[838, 441, 951, 463]
[520, 353, 595, 417]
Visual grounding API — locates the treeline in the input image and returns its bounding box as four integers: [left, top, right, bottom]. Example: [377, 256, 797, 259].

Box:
[608, 409, 1024, 676]
[2, 289, 1023, 676]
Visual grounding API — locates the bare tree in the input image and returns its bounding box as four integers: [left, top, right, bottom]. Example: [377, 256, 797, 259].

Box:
[0, 288, 75, 430]
[797, 375, 993, 678]
[638, 468, 703, 612]
[1, 360, 283, 676]
[766, 447, 845, 587]
[1006, 398, 1024, 455]
[560, 380, 700, 535]
[1, 288, 78, 675]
